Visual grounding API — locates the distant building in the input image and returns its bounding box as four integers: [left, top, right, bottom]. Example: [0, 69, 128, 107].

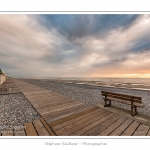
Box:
[0, 69, 7, 84]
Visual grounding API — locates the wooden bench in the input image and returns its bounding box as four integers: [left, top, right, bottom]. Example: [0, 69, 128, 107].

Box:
[101, 91, 144, 116]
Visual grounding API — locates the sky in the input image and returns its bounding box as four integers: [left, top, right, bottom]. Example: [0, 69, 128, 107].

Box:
[0, 14, 150, 78]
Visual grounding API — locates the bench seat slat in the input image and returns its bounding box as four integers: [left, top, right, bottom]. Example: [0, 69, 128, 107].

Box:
[101, 91, 141, 100]
[102, 95, 142, 104]
[102, 93, 142, 102]
[106, 97, 144, 108]
[102, 93, 141, 100]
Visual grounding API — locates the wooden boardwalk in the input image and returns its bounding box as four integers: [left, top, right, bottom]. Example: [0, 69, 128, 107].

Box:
[0, 118, 55, 136]
[0, 79, 21, 94]
[5, 78, 150, 136]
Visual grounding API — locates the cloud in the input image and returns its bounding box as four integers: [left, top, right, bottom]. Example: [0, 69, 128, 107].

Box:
[39, 14, 139, 41]
[0, 15, 56, 76]
[0, 14, 150, 77]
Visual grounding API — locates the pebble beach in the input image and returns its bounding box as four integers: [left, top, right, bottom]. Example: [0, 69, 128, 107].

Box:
[0, 82, 40, 130]
[0, 78, 150, 130]
[20, 79, 150, 117]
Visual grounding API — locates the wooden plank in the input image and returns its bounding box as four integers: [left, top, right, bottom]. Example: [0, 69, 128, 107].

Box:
[99, 117, 127, 136]
[110, 119, 133, 136]
[2, 130, 13, 136]
[104, 96, 144, 107]
[101, 91, 141, 100]
[45, 107, 95, 123]
[41, 103, 84, 117]
[53, 108, 101, 131]
[39, 101, 82, 111]
[39, 103, 83, 115]
[97, 103, 150, 127]
[34, 96, 73, 101]
[44, 105, 92, 123]
[24, 122, 38, 136]
[33, 119, 50, 136]
[40, 118, 56, 136]
[20, 90, 47, 93]
[49, 107, 98, 127]
[80, 114, 120, 136]
[35, 101, 73, 109]
[121, 121, 140, 136]
[33, 100, 76, 109]
[38, 101, 82, 113]
[26, 93, 57, 99]
[32, 99, 72, 107]
[58, 110, 112, 136]
[41, 104, 90, 117]
[147, 128, 150, 136]
[106, 96, 142, 104]
[43, 104, 90, 118]
[133, 124, 149, 136]
[55, 109, 106, 135]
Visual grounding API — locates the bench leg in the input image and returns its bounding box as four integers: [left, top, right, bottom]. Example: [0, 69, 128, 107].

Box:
[131, 106, 138, 116]
[134, 106, 138, 115]
[104, 100, 111, 107]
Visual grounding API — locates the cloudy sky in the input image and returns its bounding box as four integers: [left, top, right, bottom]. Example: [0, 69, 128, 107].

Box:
[0, 14, 150, 78]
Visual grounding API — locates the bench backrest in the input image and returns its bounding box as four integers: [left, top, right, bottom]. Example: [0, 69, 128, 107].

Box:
[101, 91, 142, 104]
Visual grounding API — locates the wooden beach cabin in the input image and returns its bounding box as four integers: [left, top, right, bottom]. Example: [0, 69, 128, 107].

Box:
[0, 69, 7, 85]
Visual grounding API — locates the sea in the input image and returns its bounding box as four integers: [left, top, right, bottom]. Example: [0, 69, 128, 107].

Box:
[31, 77, 150, 91]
